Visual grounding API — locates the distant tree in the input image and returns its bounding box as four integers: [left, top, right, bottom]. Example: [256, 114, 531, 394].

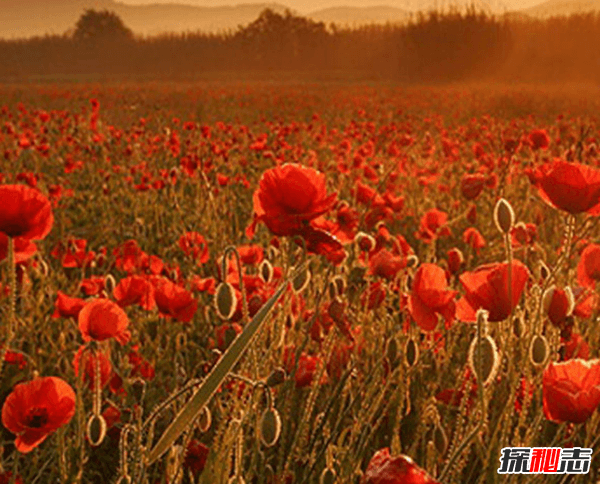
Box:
[234, 9, 329, 69]
[73, 9, 134, 44]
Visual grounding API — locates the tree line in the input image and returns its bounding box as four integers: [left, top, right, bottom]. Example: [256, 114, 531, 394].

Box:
[1, 8, 600, 82]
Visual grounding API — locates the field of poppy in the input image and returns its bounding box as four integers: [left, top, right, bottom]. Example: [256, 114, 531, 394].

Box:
[1, 81, 600, 483]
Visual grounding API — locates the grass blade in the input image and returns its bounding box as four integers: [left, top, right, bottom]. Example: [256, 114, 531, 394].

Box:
[146, 272, 293, 465]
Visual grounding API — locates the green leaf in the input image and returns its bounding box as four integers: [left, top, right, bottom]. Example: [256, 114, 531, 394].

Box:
[146, 270, 295, 465]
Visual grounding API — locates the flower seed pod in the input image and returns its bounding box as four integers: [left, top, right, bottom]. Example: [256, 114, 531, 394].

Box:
[386, 338, 399, 366]
[433, 423, 448, 456]
[130, 378, 146, 403]
[86, 413, 107, 447]
[529, 334, 549, 367]
[512, 314, 526, 339]
[320, 467, 337, 484]
[105, 274, 117, 295]
[493, 198, 514, 234]
[259, 259, 274, 284]
[215, 282, 237, 320]
[259, 407, 282, 447]
[537, 260, 550, 281]
[198, 406, 212, 433]
[266, 367, 286, 387]
[292, 266, 311, 294]
[468, 333, 499, 386]
[405, 337, 419, 367]
[355, 232, 375, 252]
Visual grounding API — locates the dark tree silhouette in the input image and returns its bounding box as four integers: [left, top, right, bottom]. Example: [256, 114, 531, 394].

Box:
[234, 9, 329, 69]
[73, 9, 134, 44]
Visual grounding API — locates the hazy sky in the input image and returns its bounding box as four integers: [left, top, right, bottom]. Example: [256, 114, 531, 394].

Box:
[118, 0, 547, 14]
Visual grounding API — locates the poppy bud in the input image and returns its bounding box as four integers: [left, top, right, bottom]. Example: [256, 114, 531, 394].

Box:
[537, 260, 550, 281]
[355, 232, 375, 252]
[512, 314, 526, 338]
[386, 338, 399, 366]
[320, 467, 337, 484]
[215, 282, 237, 320]
[433, 423, 448, 456]
[468, 332, 499, 386]
[494, 198, 515, 234]
[406, 255, 419, 268]
[198, 406, 212, 433]
[291, 266, 311, 294]
[259, 260, 274, 284]
[266, 367, 286, 387]
[405, 337, 419, 367]
[115, 475, 132, 484]
[529, 334, 549, 367]
[259, 407, 281, 447]
[267, 246, 279, 261]
[130, 378, 146, 403]
[333, 275, 346, 295]
[105, 274, 116, 295]
[86, 413, 107, 447]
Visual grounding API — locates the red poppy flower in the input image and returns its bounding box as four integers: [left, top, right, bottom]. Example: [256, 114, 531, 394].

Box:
[78, 298, 131, 345]
[113, 275, 156, 310]
[544, 287, 572, 329]
[0, 233, 36, 263]
[151, 276, 198, 323]
[361, 448, 440, 484]
[408, 263, 457, 331]
[184, 440, 209, 477]
[528, 129, 550, 150]
[52, 291, 87, 319]
[460, 173, 486, 200]
[251, 163, 337, 236]
[560, 333, 590, 361]
[543, 359, 600, 424]
[529, 161, 600, 215]
[178, 232, 209, 264]
[2, 377, 75, 453]
[463, 227, 486, 254]
[0, 185, 53, 240]
[415, 208, 449, 244]
[456, 260, 529, 322]
[368, 249, 406, 280]
[577, 243, 600, 288]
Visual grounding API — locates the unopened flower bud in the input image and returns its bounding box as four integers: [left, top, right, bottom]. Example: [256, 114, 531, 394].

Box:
[215, 282, 237, 320]
[355, 232, 375, 252]
[494, 198, 514, 234]
[86, 413, 107, 447]
[259, 407, 281, 447]
[468, 331, 499, 386]
[291, 266, 311, 294]
[266, 368, 286, 387]
[259, 259, 274, 284]
[529, 334, 549, 367]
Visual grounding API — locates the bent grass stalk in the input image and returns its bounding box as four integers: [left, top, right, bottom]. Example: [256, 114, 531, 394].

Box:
[145, 264, 304, 465]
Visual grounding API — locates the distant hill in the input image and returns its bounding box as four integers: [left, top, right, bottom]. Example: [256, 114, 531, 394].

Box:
[0, 0, 292, 38]
[521, 0, 600, 17]
[307, 6, 408, 26]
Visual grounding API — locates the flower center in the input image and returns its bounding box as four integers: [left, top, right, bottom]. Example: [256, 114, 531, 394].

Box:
[25, 407, 49, 428]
